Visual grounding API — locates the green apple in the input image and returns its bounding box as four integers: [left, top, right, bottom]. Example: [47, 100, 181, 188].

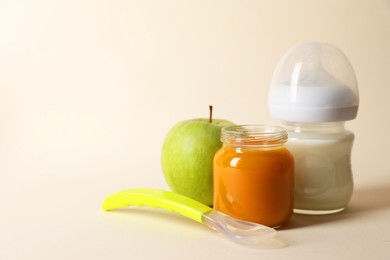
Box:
[161, 107, 234, 206]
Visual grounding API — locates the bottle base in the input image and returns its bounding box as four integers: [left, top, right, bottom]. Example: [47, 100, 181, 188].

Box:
[294, 207, 345, 215]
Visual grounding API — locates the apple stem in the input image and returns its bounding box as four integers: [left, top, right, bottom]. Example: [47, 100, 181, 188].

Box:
[209, 105, 213, 123]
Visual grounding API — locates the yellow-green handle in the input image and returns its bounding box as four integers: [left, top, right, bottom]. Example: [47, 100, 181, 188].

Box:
[102, 188, 212, 223]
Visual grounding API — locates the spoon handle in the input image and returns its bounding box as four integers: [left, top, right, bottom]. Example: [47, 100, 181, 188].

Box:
[102, 188, 211, 223]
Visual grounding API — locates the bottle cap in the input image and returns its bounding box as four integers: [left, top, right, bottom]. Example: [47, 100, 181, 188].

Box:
[269, 42, 359, 122]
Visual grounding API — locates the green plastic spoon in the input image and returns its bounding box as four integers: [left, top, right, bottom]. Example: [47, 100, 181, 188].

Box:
[102, 188, 276, 245]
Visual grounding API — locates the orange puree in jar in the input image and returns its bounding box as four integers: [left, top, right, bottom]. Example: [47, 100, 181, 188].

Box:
[213, 125, 294, 228]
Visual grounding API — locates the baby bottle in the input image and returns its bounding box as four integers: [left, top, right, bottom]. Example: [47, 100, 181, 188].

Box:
[268, 42, 359, 214]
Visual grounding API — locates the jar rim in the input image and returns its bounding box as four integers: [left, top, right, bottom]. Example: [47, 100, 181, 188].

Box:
[221, 125, 288, 147]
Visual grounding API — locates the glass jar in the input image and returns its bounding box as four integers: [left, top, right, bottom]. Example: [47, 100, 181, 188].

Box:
[283, 122, 354, 214]
[213, 125, 294, 228]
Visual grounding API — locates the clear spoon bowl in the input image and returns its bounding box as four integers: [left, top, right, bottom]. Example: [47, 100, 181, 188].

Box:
[202, 209, 276, 245]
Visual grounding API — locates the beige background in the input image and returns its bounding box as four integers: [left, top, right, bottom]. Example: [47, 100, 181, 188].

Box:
[1, 0, 389, 259]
